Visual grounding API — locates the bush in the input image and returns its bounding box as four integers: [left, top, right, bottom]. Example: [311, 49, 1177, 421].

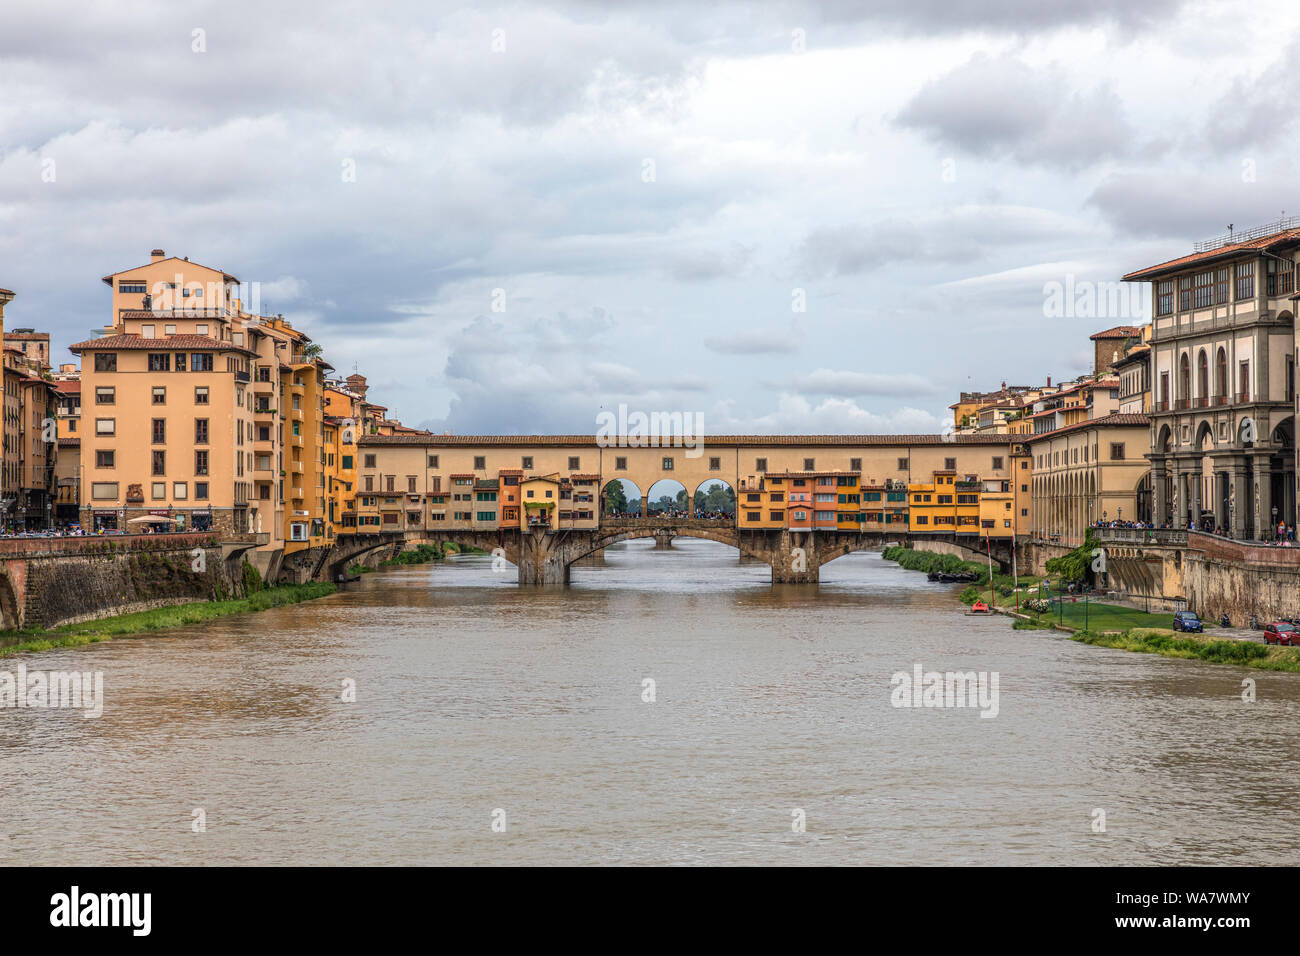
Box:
[241, 559, 263, 595]
[380, 543, 444, 567]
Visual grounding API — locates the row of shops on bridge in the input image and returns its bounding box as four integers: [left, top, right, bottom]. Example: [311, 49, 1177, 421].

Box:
[737, 469, 1021, 539]
[352, 464, 1025, 540]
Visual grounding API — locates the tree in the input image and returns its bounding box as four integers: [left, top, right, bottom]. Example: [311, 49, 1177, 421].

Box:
[603, 481, 628, 514]
[1045, 529, 1099, 584]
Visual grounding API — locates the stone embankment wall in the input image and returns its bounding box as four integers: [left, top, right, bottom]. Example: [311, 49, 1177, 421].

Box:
[0, 534, 239, 630]
[1095, 531, 1300, 621]
[1182, 535, 1300, 622]
[1016, 539, 1073, 577]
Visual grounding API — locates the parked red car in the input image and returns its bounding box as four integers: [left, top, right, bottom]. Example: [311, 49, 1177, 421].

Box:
[1263, 622, 1297, 645]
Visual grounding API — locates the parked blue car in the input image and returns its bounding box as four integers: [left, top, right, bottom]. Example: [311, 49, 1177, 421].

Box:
[1172, 611, 1204, 633]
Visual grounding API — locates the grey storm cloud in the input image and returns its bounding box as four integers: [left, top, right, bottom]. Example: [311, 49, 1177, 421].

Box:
[894, 53, 1144, 169]
[1, 0, 1295, 437]
[1088, 172, 1292, 241]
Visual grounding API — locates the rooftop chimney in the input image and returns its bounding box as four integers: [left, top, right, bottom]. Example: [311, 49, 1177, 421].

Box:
[150, 248, 166, 262]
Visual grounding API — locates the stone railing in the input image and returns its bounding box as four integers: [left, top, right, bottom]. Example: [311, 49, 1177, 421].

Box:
[1189, 531, 1300, 567]
[0, 531, 220, 559]
[1093, 528, 1188, 548]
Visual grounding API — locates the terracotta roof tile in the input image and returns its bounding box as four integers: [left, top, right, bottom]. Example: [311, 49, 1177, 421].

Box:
[68, 333, 256, 355]
[1123, 228, 1300, 281]
[1026, 413, 1149, 443]
[1090, 325, 1143, 340]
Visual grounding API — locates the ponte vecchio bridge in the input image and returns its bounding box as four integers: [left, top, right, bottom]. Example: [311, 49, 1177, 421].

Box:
[353, 433, 1023, 585]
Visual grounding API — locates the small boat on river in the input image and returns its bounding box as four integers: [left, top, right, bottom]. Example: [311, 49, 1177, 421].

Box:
[928, 571, 980, 584]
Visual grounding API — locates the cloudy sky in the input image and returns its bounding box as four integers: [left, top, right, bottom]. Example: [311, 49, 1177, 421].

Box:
[2, 0, 1298, 435]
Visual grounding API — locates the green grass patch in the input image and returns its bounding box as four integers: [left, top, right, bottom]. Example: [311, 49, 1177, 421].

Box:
[1023, 599, 1175, 632]
[1072, 627, 1300, 671]
[1012, 616, 1057, 630]
[0, 582, 337, 658]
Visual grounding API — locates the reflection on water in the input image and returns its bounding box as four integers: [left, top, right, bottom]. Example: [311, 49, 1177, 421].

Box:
[3, 538, 1299, 865]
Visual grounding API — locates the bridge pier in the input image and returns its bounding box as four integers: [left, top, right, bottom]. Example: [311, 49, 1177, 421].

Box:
[763, 530, 824, 584]
[651, 531, 674, 550]
[515, 529, 576, 586]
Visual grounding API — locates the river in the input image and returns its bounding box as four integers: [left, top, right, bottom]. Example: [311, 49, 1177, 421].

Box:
[3, 539, 1298, 866]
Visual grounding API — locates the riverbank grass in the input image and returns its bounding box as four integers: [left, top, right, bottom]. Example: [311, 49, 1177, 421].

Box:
[0, 581, 337, 657]
[1073, 627, 1300, 672]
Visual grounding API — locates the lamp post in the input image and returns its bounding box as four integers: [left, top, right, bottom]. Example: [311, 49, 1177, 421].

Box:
[1273, 505, 1279, 541]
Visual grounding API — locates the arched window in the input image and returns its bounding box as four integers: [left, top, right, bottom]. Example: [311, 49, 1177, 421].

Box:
[1179, 353, 1190, 404]
[1197, 350, 1208, 403]
[1215, 347, 1227, 402]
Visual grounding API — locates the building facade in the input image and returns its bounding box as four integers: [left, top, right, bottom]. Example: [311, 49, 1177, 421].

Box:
[1123, 222, 1298, 537]
[1028, 414, 1152, 544]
